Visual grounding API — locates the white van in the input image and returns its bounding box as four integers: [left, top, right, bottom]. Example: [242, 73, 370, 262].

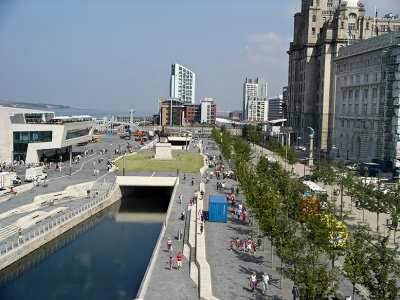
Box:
[0, 172, 18, 189]
[25, 167, 47, 182]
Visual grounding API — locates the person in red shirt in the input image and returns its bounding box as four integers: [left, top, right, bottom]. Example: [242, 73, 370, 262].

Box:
[253, 242, 257, 254]
[242, 212, 246, 224]
[230, 241, 234, 251]
[176, 252, 183, 270]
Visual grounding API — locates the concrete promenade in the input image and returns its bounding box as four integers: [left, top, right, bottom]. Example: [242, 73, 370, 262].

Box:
[1, 133, 394, 300]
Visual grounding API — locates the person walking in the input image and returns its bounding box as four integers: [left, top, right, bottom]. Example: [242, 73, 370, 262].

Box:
[242, 241, 246, 253]
[169, 254, 174, 271]
[262, 272, 269, 294]
[178, 194, 183, 204]
[230, 241, 234, 251]
[249, 272, 257, 294]
[87, 189, 90, 199]
[167, 237, 172, 253]
[235, 237, 240, 251]
[200, 223, 204, 234]
[176, 252, 182, 270]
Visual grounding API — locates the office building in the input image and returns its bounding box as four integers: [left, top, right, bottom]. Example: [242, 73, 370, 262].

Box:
[287, 0, 400, 153]
[160, 98, 185, 126]
[200, 98, 216, 124]
[170, 63, 196, 104]
[0, 107, 94, 164]
[243, 78, 268, 122]
[268, 95, 284, 121]
[333, 31, 400, 163]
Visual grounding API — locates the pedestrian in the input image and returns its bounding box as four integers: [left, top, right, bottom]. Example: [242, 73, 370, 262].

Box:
[226, 193, 230, 201]
[236, 186, 240, 195]
[249, 272, 257, 294]
[222, 182, 225, 191]
[230, 241, 234, 251]
[247, 240, 252, 253]
[87, 189, 90, 198]
[167, 237, 172, 253]
[176, 252, 182, 270]
[183, 173, 186, 180]
[169, 254, 174, 271]
[198, 209, 202, 220]
[216, 182, 219, 191]
[242, 211, 246, 224]
[236, 209, 241, 220]
[200, 223, 204, 234]
[191, 178, 195, 186]
[262, 272, 269, 294]
[257, 236, 262, 250]
[235, 237, 240, 251]
[178, 194, 183, 204]
[253, 242, 257, 254]
[242, 241, 246, 253]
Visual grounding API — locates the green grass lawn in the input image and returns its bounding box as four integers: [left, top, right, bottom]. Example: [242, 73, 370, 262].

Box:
[114, 152, 204, 173]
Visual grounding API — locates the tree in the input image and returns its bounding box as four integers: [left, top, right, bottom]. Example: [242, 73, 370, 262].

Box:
[385, 183, 400, 243]
[362, 235, 400, 300]
[342, 224, 372, 300]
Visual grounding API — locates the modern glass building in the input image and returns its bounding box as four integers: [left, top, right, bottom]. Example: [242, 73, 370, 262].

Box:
[0, 107, 95, 164]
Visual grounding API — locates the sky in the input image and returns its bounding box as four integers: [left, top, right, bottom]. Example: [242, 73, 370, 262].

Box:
[0, 0, 398, 116]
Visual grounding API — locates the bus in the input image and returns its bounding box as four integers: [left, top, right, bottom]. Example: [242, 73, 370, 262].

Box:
[302, 181, 327, 197]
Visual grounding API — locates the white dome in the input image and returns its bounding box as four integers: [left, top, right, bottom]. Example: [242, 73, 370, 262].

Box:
[346, 0, 359, 7]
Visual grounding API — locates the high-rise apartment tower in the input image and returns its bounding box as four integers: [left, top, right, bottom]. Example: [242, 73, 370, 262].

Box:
[243, 78, 268, 121]
[170, 63, 196, 104]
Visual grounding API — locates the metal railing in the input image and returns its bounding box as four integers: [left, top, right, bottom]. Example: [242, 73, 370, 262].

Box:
[0, 178, 117, 257]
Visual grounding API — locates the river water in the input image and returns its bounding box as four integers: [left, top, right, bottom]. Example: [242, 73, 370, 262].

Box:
[0, 193, 168, 300]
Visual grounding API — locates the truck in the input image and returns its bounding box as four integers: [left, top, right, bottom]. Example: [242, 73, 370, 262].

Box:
[0, 172, 19, 189]
[25, 167, 47, 182]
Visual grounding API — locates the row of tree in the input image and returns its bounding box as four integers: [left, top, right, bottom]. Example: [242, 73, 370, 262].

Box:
[213, 126, 400, 300]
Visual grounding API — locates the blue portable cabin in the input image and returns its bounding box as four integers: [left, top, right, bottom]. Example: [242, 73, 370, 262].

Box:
[208, 195, 227, 223]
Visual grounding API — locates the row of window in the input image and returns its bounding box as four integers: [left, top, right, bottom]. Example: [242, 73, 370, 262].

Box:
[342, 87, 379, 101]
[341, 102, 377, 115]
[339, 59, 381, 72]
[341, 73, 380, 86]
[339, 119, 377, 130]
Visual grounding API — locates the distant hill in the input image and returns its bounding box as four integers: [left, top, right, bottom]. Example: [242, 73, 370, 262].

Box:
[0, 100, 76, 110]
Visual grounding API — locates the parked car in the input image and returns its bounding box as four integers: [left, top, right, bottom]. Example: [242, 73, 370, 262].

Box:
[346, 163, 359, 171]
[299, 157, 309, 164]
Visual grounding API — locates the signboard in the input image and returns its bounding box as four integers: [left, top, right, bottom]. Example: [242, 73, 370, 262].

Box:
[32, 133, 38, 140]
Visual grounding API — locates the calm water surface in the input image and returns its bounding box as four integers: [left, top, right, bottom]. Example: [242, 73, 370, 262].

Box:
[0, 195, 167, 300]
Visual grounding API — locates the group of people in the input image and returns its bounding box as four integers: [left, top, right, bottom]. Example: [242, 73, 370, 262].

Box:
[249, 271, 270, 295]
[230, 234, 262, 255]
[166, 237, 183, 271]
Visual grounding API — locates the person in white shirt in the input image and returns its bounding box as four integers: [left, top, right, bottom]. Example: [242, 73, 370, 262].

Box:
[262, 272, 269, 294]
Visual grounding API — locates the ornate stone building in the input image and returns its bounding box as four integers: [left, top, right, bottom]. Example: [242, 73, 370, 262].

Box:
[334, 32, 400, 163]
[287, 0, 400, 154]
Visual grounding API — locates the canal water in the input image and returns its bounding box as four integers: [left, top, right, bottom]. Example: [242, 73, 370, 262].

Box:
[0, 189, 170, 300]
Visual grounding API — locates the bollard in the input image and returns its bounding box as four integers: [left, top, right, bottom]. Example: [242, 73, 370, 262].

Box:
[178, 229, 182, 240]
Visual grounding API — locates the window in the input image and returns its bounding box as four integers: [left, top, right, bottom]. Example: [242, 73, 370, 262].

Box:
[342, 104, 346, 114]
[344, 77, 347, 86]
[366, 22, 369, 30]
[375, 72, 379, 81]
[372, 88, 378, 98]
[350, 76, 354, 85]
[355, 89, 359, 100]
[322, 17, 326, 23]
[362, 121, 366, 129]
[312, 15, 316, 22]
[349, 23, 356, 30]
[349, 90, 353, 101]
[370, 121, 374, 130]
[342, 120, 345, 127]
[356, 75, 360, 83]
[347, 120, 351, 128]
[341, 21, 344, 29]
[316, 0, 320, 7]
[349, 13, 357, 19]
[363, 89, 369, 99]
[394, 25, 400, 31]
[372, 103, 377, 115]
[342, 90, 347, 101]
[381, 25, 389, 32]
[363, 103, 368, 114]
[348, 104, 352, 114]
[364, 73, 369, 83]
[312, 27, 316, 34]
[355, 103, 359, 114]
